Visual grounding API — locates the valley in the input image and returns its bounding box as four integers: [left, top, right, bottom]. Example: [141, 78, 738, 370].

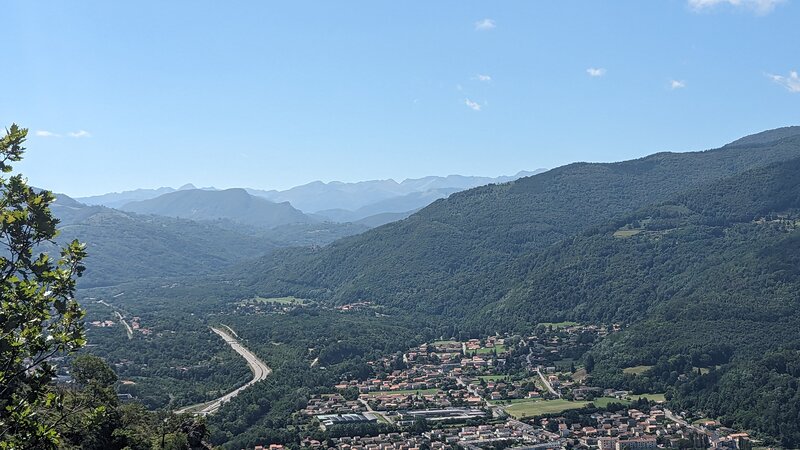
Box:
[7, 4, 799, 449]
[65, 127, 800, 449]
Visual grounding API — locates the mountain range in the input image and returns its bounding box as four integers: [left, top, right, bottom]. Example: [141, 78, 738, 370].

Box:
[65, 125, 800, 445]
[120, 188, 312, 229]
[240, 127, 800, 316]
[48, 194, 366, 288]
[76, 171, 546, 226]
[218, 125, 800, 443]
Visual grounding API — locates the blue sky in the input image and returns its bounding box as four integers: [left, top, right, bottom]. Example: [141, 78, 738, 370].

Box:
[2, 0, 798, 196]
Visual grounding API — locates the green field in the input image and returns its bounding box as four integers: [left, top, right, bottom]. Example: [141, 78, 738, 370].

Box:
[633, 393, 666, 402]
[432, 340, 459, 346]
[478, 375, 510, 382]
[473, 344, 507, 355]
[252, 296, 310, 305]
[504, 395, 660, 419]
[504, 399, 589, 419]
[366, 388, 442, 397]
[622, 365, 654, 375]
[613, 228, 643, 238]
[591, 397, 632, 408]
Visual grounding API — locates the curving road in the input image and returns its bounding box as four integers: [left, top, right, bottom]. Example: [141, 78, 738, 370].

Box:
[176, 326, 271, 415]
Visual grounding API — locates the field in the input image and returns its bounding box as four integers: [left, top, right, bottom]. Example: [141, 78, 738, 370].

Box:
[251, 296, 310, 305]
[478, 375, 510, 382]
[622, 365, 654, 375]
[590, 397, 631, 408]
[633, 393, 666, 402]
[504, 399, 589, 418]
[571, 368, 588, 382]
[472, 344, 507, 355]
[504, 396, 645, 419]
[432, 340, 458, 346]
[613, 228, 643, 238]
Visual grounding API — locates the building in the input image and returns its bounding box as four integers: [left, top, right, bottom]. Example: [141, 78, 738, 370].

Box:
[316, 413, 378, 429]
[616, 436, 657, 450]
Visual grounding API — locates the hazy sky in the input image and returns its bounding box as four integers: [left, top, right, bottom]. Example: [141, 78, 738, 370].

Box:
[2, 0, 798, 196]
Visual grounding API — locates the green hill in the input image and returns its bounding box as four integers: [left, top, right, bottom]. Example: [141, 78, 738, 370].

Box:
[240, 130, 800, 321]
[49, 195, 365, 287]
[480, 158, 800, 445]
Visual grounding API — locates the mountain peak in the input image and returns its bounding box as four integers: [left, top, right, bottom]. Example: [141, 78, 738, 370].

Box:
[725, 125, 800, 148]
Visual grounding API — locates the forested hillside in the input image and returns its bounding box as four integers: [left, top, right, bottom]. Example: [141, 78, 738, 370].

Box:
[481, 158, 800, 446]
[241, 132, 800, 320]
[50, 195, 364, 287]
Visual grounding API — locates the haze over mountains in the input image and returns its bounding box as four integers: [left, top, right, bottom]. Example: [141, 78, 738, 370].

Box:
[47, 193, 366, 288]
[77, 171, 545, 226]
[60, 125, 800, 447]
[238, 126, 800, 318]
[121, 188, 312, 229]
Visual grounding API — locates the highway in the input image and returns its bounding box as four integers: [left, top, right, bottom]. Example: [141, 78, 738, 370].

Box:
[114, 311, 133, 340]
[176, 326, 271, 415]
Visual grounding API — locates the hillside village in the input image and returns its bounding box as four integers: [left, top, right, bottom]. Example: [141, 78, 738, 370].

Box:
[251, 325, 752, 450]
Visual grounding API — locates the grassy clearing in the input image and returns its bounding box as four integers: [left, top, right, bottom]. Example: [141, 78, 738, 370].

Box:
[504, 399, 588, 419]
[623, 365, 654, 375]
[591, 397, 631, 408]
[432, 340, 459, 346]
[252, 296, 310, 305]
[572, 368, 588, 382]
[692, 366, 711, 375]
[366, 388, 442, 397]
[613, 228, 643, 238]
[472, 344, 507, 355]
[479, 375, 510, 382]
[633, 393, 666, 402]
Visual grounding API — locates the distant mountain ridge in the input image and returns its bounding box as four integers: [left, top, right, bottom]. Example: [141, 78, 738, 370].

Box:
[236, 127, 800, 319]
[77, 170, 547, 228]
[77, 183, 212, 208]
[247, 170, 546, 213]
[47, 193, 366, 287]
[120, 188, 312, 229]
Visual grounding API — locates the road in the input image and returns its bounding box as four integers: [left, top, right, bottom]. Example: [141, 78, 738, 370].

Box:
[114, 311, 133, 340]
[176, 326, 271, 415]
[535, 367, 561, 398]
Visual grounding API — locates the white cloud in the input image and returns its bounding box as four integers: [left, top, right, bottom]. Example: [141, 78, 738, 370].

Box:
[465, 98, 482, 111]
[67, 130, 91, 138]
[587, 68, 606, 77]
[476, 74, 492, 82]
[688, 0, 785, 14]
[670, 80, 687, 89]
[35, 130, 60, 137]
[474, 19, 496, 31]
[768, 70, 800, 93]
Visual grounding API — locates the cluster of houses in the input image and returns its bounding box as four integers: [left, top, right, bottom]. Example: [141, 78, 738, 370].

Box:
[298, 432, 450, 450]
[541, 407, 752, 450]
[335, 302, 374, 312]
[288, 331, 755, 450]
[304, 394, 366, 416]
[129, 316, 152, 335]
